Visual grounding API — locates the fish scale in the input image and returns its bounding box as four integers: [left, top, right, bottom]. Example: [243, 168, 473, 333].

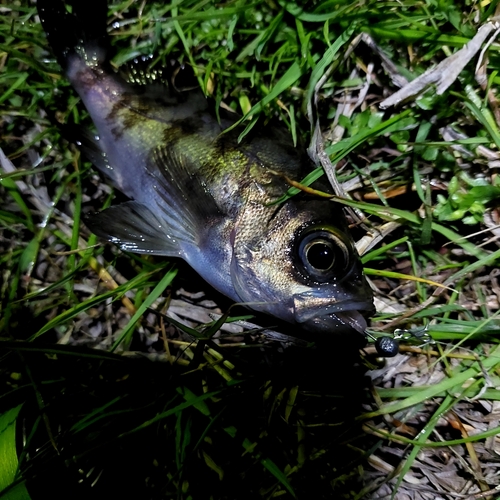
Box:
[37, 0, 374, 340]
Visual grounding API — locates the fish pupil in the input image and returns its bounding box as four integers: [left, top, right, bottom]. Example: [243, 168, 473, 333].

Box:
[306, 241, 335, 271]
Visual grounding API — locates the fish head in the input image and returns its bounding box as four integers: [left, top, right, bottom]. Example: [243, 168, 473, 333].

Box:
[230, 196, 374, 338]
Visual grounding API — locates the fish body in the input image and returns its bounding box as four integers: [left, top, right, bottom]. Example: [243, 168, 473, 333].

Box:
[37, 0, 374, 338]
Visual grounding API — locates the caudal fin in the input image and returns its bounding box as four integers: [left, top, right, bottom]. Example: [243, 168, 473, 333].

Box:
[37, 0, 110, 71]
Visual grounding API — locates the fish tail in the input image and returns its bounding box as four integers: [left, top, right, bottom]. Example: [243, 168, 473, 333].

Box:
[37, 0, 110, 72]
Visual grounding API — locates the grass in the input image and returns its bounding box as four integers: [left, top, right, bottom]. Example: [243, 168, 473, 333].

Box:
[1, 0, 500, 499]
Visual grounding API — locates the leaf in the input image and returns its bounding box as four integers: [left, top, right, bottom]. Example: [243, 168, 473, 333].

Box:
[305, 24, 355, 107]
[261, 458, 296, 498]
[0, 405, 31, 500]
[223, 60, 304, 141]
[110, 267, 178, 351]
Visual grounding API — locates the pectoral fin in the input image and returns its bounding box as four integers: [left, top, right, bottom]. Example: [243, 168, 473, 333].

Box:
[85, 201, 183, 256]
[143, 145, 222, 242]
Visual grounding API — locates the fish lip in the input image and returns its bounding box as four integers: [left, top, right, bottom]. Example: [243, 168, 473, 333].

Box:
[293, 294, 374, 323]
[292, 292, 374, 336]
[298, 307, 373, 336]
[329, 309, 370, 334]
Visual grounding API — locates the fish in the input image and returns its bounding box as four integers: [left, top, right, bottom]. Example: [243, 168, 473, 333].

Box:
[36, 0, 374, 340]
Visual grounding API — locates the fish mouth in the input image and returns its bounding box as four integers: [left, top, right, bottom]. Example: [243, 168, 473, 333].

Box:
[293, 293, 374, 336]
[298, 305, 374, 336]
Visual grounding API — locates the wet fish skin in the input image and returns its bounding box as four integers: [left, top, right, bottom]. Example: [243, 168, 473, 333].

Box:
[37, 0, 374, 338]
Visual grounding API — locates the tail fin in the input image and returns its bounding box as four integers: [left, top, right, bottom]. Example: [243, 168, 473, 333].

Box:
[37, 0, 110, 71]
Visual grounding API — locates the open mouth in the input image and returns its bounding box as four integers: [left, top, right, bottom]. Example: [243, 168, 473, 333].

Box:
[297, 306, 374, 336]
[292, 289, 374, 336]
[293, 296, 374, 321]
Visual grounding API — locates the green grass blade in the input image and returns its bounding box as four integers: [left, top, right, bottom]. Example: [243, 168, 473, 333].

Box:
[261, 457, 296, 498]
[361, 345, 500, 419]
[110, 267, 178, 351]
[0, 405, 31, 500]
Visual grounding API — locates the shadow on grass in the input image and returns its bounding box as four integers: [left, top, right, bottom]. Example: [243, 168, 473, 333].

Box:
[0, 335, 376, 500]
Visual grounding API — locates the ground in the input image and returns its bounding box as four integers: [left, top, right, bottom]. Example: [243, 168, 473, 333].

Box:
[1, 1, 500, 499]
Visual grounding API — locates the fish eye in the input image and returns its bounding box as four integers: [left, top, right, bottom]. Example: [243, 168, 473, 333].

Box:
[297, 227, 352, 282]
[304, 240, 336, 271]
